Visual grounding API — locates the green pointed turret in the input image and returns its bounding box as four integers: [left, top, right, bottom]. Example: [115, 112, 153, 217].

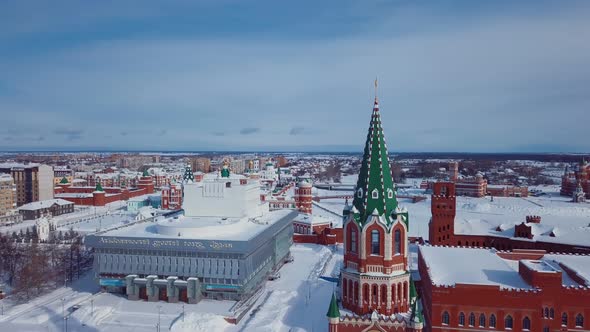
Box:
[143, 169, 150, 177]
[410, 295, 424, 324]
[351, 97, 399, 226]
[59, 177, 69, 184]
[326, 292, 340, 318]
[95, 182, 104, 192]
[409, 277, 417, 302]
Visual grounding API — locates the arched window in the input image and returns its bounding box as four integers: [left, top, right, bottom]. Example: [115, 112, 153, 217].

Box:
[544, 307, 549, 318]
[394, 229, 401, 254]
[505, 315, 513, 329]
[362, 284, 369, 304]
[562, 312, 568, 326]
[523, 316, 531, 330]
[479, 313, 486, 327]
[469, 313, 475, 326]
[459, 312, 465, 326]
[543, 327, 549, 332]
[353, 281, 359, 304]
[350, 229, 357, 253]
[576, 314, 584, 328]
[371, 230, 380, 255]
[380, 284, 387, 305]
[387, 188, 394, 199]
[357, 188, 363, 198]
[372, 284, 378, 304]
[442, 311, 450, 325]
[490, 314, 496, 328]
[372, 189, 379, 199]
[550, 308, 554, 319]
[342, 279, 348, 299]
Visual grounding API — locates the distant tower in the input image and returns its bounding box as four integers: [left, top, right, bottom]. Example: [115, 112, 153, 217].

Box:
[428, 182, 456, 245]
[294, 181, 313, 214]
[573, 181, 586, 203]
[448, 161, 459, 182]
[182, 164, 195, 183]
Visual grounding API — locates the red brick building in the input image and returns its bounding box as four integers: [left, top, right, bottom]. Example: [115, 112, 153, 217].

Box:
[455, 174, 488, 197]
[54, 172, 154, 206]
[161, 183, 182, 210]
[327, 94, 423, 332]
[419, 245, 590, 332]
[428, 182, 590, 254]
[561, 160, 590, 199]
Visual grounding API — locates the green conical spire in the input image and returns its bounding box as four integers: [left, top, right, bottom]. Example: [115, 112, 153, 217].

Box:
[95, 182, 104, 192]
[409, 277, 417, 302]
[143, 169, 150, 177]
[326, 292, 340, 318]
[410, 295, 424, 324]
[352, 95, 398, 226]
[59, 177, 69, 184]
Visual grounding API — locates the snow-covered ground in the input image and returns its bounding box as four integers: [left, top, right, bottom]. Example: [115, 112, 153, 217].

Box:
[0, 243, 343, 332]
[306, 184, 590, 243]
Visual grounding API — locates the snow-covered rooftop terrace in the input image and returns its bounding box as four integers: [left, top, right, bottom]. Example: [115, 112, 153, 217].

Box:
[100, 209, 294, 241]
[419, 246, 532, 289]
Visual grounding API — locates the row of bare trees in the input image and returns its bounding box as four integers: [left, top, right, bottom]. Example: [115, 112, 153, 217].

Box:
[0, 232, 93, 301]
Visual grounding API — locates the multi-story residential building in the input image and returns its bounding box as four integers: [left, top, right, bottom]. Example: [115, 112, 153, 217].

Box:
[192, 157, 211, 173]
[455, 174, 487, 197]
[0, 163, 54, 207]
[53, 166, 74, 185]
[230, 159, 245, 174]
[0, 174, 15, 215]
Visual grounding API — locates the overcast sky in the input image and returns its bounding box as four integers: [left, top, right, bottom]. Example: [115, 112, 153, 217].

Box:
[0, 0, 589, 152]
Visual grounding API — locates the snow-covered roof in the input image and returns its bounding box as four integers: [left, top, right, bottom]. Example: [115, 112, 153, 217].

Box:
[455, 217, 590, 247]
[419, 246, 532, 289]
[18, 198, 74, 211]
[544, 254, 590, 286]
[98, 209, 295, 242]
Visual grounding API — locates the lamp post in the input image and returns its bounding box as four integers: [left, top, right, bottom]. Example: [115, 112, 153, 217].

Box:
[157, 305, 162, 332]
[91, 299, 94, 316]
[61, 298, 66, 332]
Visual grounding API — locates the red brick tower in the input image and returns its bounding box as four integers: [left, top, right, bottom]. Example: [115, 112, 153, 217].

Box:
[429, 182, 456, 245]
[294, 181, 313, 214]
[330, 81, 423, 332]
[137, 170, 154, 194]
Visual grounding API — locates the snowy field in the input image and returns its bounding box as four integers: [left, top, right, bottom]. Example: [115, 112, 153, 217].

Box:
[0, 243, 343, 332]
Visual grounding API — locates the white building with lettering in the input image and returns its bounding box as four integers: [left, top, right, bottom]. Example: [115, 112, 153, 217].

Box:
[85, 167, 296, 303]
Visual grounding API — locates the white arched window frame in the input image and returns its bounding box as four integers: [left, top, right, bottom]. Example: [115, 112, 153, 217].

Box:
[387, 188, 394, 199]
[371, 189, 379, 199]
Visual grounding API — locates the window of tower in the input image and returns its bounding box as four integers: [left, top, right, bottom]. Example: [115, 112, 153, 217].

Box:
[371, 230, 380, 255]
[372, 189, 379, 199]
[350, 229, 357, 253]
[394, 229, 401, 254]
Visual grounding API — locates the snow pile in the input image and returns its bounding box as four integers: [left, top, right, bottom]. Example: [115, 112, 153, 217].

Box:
[461, 202, 492, 213]
[171, 312, 229, 332]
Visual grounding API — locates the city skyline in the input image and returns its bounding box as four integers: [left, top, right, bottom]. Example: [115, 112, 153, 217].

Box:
[1, 0, 589, 152]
